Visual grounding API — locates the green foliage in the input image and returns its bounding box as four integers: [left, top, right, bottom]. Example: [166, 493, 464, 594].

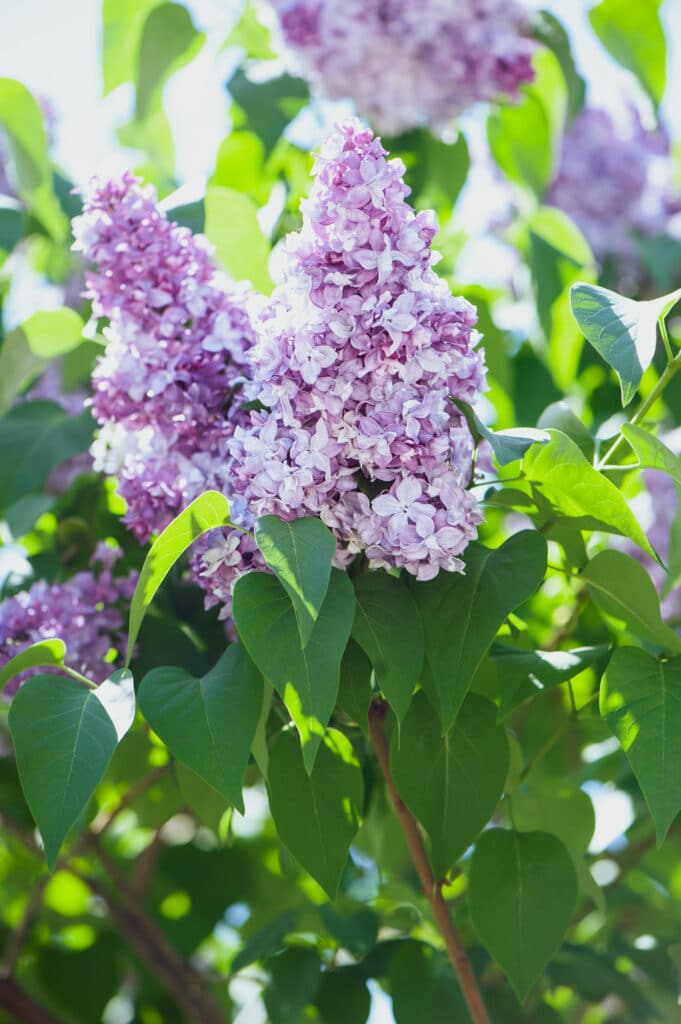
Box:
[0, 638, 66, 692]
[204, 184, 273, 293]
[411, 532, 547, 731]
[589, 0, 666, 108]
[267, 728, 363, 898]
[135, 3, 204, 120]
[138, 645, 263, 812]
[469, 829, 578, 999]
[491, 643, 608, 718]
[601, 647, 681, 842]
[18, 308, 85, 358]
[391, 692, 509, 876]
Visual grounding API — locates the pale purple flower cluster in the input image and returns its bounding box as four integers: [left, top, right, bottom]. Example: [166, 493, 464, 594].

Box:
[196, 119, 485, 607]
[547, 107, 681, 270]
[0, 543, 137, 697]
[72, 173, 258, 542]
[269, 0, 535, 134]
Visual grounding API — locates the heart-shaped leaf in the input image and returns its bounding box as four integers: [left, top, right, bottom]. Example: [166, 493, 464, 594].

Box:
[255, 515, 336, 648]
[411, 531, 547, 731]
[267, 728, 363, 898]
[138, 644, 263, 812]
[469, 828, 578, 999]
[351, 571, 424, 722]
[233, 569, 355, 773]
[491, 642, 609, 718]
[622, 423, 681, 487]
[391, 693, 509, 876]
[601, 647, 681, 842]
[9, 675, 121, 868]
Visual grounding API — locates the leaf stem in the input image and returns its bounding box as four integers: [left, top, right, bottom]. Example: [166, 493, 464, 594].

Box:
[368, 700, 491, 1024]
[597, 349, 681, 470]
[62, 666, 97, 689]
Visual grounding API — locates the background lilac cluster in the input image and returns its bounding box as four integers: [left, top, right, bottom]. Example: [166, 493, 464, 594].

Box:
[76, 119, 486, 618]
[269, 0, 536, 135]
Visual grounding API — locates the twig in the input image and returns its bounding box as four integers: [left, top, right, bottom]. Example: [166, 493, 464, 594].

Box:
[0, 977, 65, 1024]
[368, 700, 491, 1024]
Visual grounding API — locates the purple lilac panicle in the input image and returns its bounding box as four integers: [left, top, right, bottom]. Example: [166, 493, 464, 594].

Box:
[546, 107, 681, 271]
[196, 119, 486, 609]
[270, 0, 535, 134]
[0, 543, 137, 697]
[72, 172, 259, 543]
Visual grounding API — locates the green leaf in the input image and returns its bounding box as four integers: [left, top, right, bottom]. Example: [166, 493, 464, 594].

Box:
[174, 762, 231, 838]
[315, 966, 371, 1024]
[337, 640, 372, 735]
[233, 570, 355, 773]
[0, 402, 94, 510]
[453, 398, 549, 467]
[264, 946, 321, 1024]
[469, 829, 578, 999]
[0, 638, 66, 693]
[9, 675, 120, 868]
[138, 645, 263, 813]
[19, 309, 84, 358]
[622, 423, 681, 487]
[390, 941, 470, 1023]
[204, 184, 272, 293]
[227, 68, 309, 155]
[102, 0, 159, 94]
[589, 0, 666, 108]
[411, 532, 547, 732]
[582, 550, 681, 653]
[0, 328, 48, 413]
[267, 728, 363, 898]
[126, 491, 235, 664]
[351, 571, 424, 723]
[570, 283, 681, 406]
[391, 693, 509, 876]
[384, 129, 469, 216]
[232, 909, 300, 974]
[488, 48, 567, 197]
[136, 3, 205, 120]
[0, 204, 24, 251]
[601, 647, 681, 842]
[492, 643, 609, 718]
[94, 669, 136, 742]
[0, 79, 66, 239]
[537, 402, 594, 459]
[255, 515, 336, 648]
[532, 10, 586, 120]
[524, 429, 658, 560]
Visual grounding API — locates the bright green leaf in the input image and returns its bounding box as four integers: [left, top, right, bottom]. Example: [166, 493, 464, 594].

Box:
[582, 550, 681, 653]
[204, 184, 272, 293]
[0, 638, 66, 693]
[255, 515, 336, 648]
[392, 693, 509, 876]
[532, 10, 586, 120]
[136, 3, 205, 120]
[411, 532, 547, 732]
[0, 328, 48, 413]
[102, 0, 160, 94]
[351, 571, 424, 723]
[469, 828, 578, 999]
[234, 570, 355, 773]
[139, 644, 263, 812]
[601, 647, 681, 842]
[126, 490, 235, 664]
[20, 309, 84, 358]
[9, 675, 120, 869]
[589, 0, 666, 108]
[267, 728, 363, 898]
[622, 423, 681, 487]
[524, 429, 658, 560]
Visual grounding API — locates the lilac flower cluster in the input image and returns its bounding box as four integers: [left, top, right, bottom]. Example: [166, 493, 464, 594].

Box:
[72, 173, 259, 543]
[0, 543, 137, 697]
[269, 0, 535, 134]
[547, 107, 681, 271]
[196, 119, 485, 607]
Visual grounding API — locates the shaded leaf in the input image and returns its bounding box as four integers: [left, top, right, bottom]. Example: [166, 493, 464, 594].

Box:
[337, 640, 372, 735]
[492, 642, 609, 718]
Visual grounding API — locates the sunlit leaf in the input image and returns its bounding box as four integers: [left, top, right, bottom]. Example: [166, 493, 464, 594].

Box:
[589, 0, 666, 108]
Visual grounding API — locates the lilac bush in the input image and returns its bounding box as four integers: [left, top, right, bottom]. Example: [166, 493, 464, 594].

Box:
[0, 543, 137, 696]
[269, 0, 535, 134]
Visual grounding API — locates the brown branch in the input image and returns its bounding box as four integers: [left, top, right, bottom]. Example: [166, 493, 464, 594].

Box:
[0, 978, 65, 1024]
[368, 699, 491, 1024]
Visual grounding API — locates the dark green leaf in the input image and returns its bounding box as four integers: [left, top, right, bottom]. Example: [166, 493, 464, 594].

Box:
[532, 10, 586, 120]
[589, 0, 666, 108]
[174, 761, 231, 837]
[0, 402, 94, 509]
[0, 638, 66, 693]
[337, 640, 372, 735]
[0, 204, 24, 251]
[125, 490, 235, 664]
[232, 910, 301, 974]
[570, 283, 681, 406]
[392, 693, 509, 876]
[390, 941, 470, 1023]
[411, 532, 547, 731]
[267, 728, 363, 898]
[524, 429, 658, 559]
[351, 570, 423, 722]
[601, 647, 681, 842]
[492, 642, 608, 718]
[581, 550, 681, 653]
[255, 514, 336, 648]
[453, 398, 549, 467]
[264, 946, 321, 1024]
[139, 644, 263, 812]
[469, 829, 578, 999]
[315, 966, 371, 1024]
[9, 675, 120, 868]
[233, 570, 355, 773]
[136, 3, 205, 120]
[228, 68, 308, 155]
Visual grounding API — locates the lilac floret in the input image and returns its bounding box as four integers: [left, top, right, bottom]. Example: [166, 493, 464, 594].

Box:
[270, 0, 536, 133]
